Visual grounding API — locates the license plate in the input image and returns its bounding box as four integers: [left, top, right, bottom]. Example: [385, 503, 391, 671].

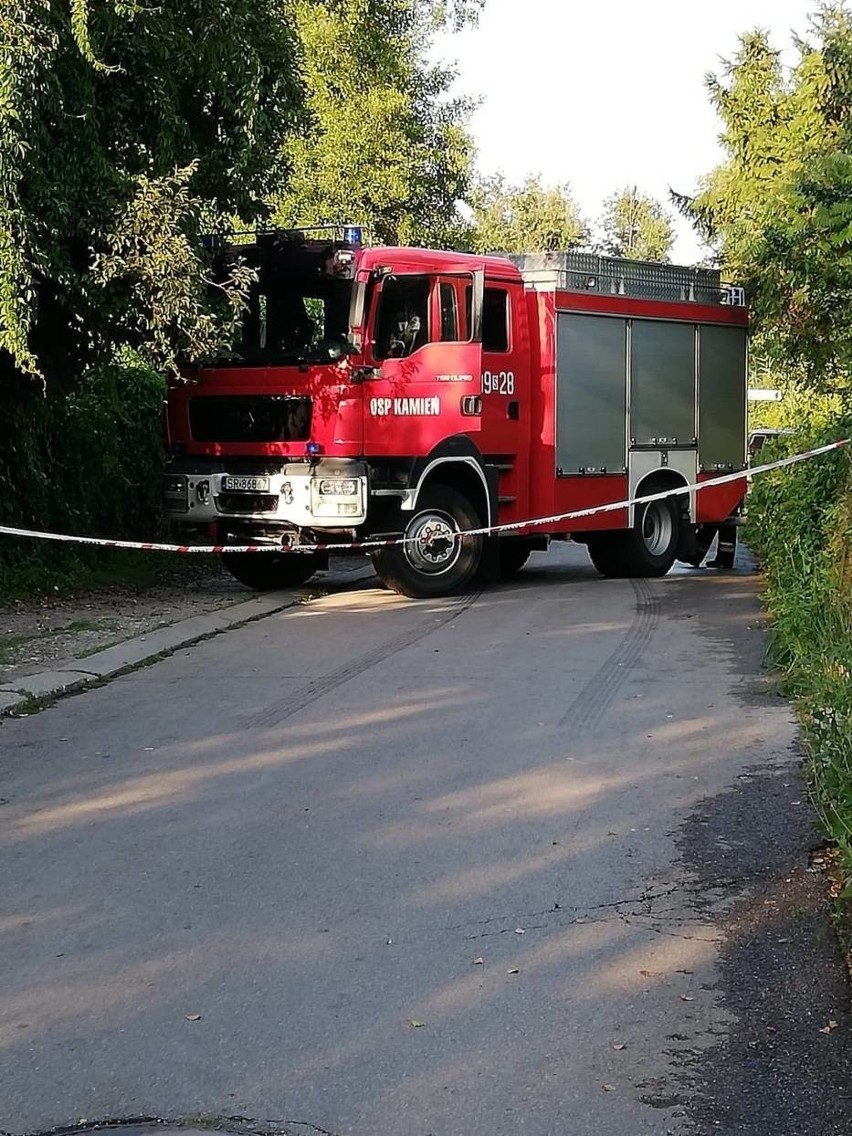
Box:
[221, 475, 270, 492]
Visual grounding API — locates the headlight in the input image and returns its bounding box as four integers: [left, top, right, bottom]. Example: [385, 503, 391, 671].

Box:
[317, 478, 359, 496]
[309, 474, 366, 521]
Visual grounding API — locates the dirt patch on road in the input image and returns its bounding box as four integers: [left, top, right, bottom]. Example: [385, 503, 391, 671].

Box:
[0, 557, 375, 690]
[676, 766, 852, 1134]
[0, 564, 251, 687]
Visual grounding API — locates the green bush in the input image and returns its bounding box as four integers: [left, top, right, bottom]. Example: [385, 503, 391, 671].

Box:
[0, 362, 166, 596]
[746, 416, 852, 881]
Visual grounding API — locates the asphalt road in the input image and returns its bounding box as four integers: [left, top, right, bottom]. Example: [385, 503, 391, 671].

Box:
[1, 544, 850, 1135]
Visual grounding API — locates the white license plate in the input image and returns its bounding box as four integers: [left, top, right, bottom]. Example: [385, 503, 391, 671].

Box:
[222, 475, 270, 492]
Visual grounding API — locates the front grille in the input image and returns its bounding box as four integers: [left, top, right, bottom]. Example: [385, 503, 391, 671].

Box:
[216, 493, 279, 514]
[189, 396, 312, 442]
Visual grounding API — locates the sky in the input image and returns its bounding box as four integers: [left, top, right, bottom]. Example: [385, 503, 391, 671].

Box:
[433, 0, 822, 263]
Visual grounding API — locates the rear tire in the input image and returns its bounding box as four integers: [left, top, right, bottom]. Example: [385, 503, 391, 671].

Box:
[587, 481, 680, 578]
[372, 485, 483, 598]
[221, 551, 321, 590]
[586, 532, 624, 577]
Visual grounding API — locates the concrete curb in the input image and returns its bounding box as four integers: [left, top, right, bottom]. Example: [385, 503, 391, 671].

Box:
[0, 562, 376, 718]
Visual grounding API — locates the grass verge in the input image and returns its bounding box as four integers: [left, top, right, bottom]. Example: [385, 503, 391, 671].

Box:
[745, 419, 852, 949]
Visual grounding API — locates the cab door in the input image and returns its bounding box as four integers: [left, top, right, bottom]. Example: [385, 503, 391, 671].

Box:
[478, 279, 530, 519]
[361, 271, 482, 458]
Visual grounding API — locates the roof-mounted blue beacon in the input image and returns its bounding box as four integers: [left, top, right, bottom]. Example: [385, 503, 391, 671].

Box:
[343, 225, 363, 247]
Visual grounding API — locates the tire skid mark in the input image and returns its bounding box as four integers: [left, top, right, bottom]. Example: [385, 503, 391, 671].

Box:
[244, 590, 480, 729]
[559, 577, 660, 732]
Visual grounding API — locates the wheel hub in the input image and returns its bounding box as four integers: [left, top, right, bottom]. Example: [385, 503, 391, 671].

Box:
[404, 511, 461, 575]
[641, 501, 673, 557]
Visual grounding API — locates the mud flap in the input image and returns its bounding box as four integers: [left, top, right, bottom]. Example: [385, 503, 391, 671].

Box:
[477, 536, 501, 584]
[707, 524, 737, 569]
[678, 523, 717, 568]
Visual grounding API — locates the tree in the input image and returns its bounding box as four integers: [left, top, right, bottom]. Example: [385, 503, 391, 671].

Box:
[678, 6, 852, 391]
[466, 175, 589, 254]
[272, 0, 482, 249]
[598, 186, 674, 262]
[0, 1, 306, 385]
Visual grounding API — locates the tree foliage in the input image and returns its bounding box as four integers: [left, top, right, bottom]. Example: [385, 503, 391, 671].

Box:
[598, 186, 674, 262]
[681, 5, 852, 391]
[0, 0, 305, 384]
[466, 175, 589, 254]
[273, 0, 482, 248]
[0, 0, 489, 591]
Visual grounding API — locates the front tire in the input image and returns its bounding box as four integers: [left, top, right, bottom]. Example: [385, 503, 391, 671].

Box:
[587, 481, 680, 578]
[221, 551, 322, 591]
[371, 485, 483, 598]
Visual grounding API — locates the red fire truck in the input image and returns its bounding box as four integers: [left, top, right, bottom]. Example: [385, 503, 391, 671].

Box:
[163, 230, 748, 597]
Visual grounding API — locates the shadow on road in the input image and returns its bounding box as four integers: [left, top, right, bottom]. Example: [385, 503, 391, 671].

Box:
[1, 545, 848, 1135]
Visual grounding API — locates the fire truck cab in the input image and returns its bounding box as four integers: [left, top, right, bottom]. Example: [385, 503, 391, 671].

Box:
[164, 231, 748, 598]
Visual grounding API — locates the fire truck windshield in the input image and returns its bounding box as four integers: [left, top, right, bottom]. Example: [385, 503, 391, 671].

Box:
[209, 238, 355, 367]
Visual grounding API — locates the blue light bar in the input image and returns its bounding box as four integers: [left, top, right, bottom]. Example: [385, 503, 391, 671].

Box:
[343, 225, 363, 247]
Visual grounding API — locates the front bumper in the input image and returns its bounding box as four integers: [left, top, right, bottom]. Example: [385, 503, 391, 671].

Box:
[163, 460, 368, 528]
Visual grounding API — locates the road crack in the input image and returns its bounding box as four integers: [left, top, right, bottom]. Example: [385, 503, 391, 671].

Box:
[3, 1116, 341, 1136]
[440, 880, 724, 945]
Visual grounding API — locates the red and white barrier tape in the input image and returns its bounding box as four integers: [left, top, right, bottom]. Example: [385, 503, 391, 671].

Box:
[0, 438, 848, 555]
